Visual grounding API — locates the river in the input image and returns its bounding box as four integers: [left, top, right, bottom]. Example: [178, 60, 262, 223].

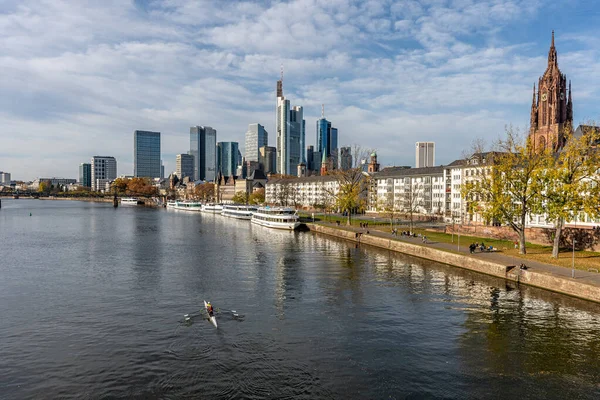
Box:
[0, 199, 599, 399]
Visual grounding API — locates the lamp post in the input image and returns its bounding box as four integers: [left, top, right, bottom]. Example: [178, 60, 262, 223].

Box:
[572, 218, 577, 279]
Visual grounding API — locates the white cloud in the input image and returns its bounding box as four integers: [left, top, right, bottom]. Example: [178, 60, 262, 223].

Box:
[0, 0, 598, 180]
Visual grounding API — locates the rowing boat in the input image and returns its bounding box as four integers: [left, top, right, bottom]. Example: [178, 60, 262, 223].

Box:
[204, 300, 218, 328]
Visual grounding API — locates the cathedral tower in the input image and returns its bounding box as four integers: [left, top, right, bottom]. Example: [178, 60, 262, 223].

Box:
[529, 31, 573, 152]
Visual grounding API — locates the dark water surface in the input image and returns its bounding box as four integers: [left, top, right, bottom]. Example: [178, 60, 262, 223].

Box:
[1, 199, 599, 399]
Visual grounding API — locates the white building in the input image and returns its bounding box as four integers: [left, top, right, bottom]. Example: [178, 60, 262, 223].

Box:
[91, 156, 117, 191]
[0, 171, 11, 184]
[415, 142, 435, 168]
[266, 175, 340, 208]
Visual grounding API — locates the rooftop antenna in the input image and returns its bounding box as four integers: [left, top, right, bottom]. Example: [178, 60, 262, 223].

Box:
[321, 104, 324, 118]
[280, 63, 284, 84]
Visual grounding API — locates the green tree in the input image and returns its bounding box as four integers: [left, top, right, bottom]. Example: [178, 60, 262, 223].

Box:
[248, 188, 265, 205]
[38, 181, 49, 194]
[462, 127, 551, 254]
[538, 127, 600, 257]
[231, 191, 248, 204]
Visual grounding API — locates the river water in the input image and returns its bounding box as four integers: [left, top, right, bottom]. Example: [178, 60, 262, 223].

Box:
[0, 199, 599, 399]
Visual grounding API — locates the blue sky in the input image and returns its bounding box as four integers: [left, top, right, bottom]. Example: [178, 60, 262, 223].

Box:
[1, 0, 599, 181]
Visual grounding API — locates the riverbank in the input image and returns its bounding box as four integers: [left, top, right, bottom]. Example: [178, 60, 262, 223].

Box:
[308, 223, 600, 304]
[36, 196, 160, 206]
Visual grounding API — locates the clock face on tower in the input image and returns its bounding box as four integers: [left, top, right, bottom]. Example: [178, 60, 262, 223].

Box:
[560, 92, 565, 100]
[541, 93, 548, 101]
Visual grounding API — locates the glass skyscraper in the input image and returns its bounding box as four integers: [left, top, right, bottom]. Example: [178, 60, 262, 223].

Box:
[134, 130, 161, 178]
[276, 78, 305, 175]
[245, 123, 268, 163]
[79, 163, 91, 187]
[217, 141, 239, 177]
[190, 126, 217, 182]
[316, 117, 338, 166]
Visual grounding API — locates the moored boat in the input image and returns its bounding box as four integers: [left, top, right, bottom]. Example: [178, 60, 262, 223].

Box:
[221, 204, 257, 220]
[202, 203, 223, 213]
[167, 200, 203, 211]
[251, 206, 300, 230]
[121, 197, 144, 205]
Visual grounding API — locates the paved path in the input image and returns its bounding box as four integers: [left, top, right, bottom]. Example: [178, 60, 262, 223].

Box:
[323, 223, 600, 288]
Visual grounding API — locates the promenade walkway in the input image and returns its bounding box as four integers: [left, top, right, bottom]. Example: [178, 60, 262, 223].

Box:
[323, 222, 600, 289]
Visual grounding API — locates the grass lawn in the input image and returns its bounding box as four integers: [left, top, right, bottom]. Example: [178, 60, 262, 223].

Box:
[300, 212, 600, 273]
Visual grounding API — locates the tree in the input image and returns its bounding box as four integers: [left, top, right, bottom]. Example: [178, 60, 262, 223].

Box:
[231, 191, 248, 204]
[403, 180, 424, 233]
[112, 177, 129, 194]
[194, 182, 215, 201]
[38, 181, 49, 194]
[249, 188, 265, 205]
[538, 127, 600, 257]
[462, 127, 551, 254]
[327, 146, 371, 225]
[377, 194, 400, 230]
[127, 177, 157, 196]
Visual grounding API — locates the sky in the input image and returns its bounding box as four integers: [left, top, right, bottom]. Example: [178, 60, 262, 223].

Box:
[1, 0, 599, 181]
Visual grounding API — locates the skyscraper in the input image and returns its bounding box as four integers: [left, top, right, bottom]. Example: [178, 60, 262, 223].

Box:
[245, 123, 268, 163]
[316, 107, 338, 169]
[306, 145, 314, 171]
[217, 142, 239, 177]
[415, 142, 435, 168]
[134, 130, 161, 178]
[91, 156, 117, 191]
[190, 126, 217, 181]
[176, 154, 194, 181]
[79, 163, 91, 187]
[259, 146, 277, 175]
[340, 147, 352, 170]
[276, 74, 305, 175]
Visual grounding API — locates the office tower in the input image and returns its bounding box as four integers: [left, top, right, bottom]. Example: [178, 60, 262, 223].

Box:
[415, 142, 435, 168]
[0, 171, 12, 184]
[316, 107, 338, 169]
[134, 130, 161, 178]
[306, 145, 314, 171]
[259, 146, 277, 175]
[91, 156, 117, 191]
[276, 74, 305, 175]
[245, 123, 268, 163]
[340, 147, 352, 170]
[217, 141, 239, 177]
[176, 154, 194, 180]
[79, 163, 91, 187]
[190, 126, 217, 181]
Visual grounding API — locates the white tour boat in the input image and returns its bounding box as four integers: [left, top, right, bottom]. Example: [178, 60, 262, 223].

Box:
[121, 197, 143, 205]
[221, 204, 258, 220]
[251, 206, 300, 230]
[202, 203, 223, 213]
[166, 200, 203, 212]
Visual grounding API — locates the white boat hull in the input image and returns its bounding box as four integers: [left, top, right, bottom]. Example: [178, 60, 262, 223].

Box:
[204, 300, 217, 328]
[251, 218, 300, 230]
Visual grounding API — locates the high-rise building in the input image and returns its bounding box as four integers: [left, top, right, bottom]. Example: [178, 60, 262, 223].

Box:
[134, 130, 161, 178]
[306, 145, 314, 171]
[415, 142, 435, 168]
[530, 31, 573, 152]
[217, 142, 239, 177]
[190, 126, 217, 182]
[0, 171, 12, 184]
[91, 156, 117, 191]
[245, 123, 268, 163]
[259, 146, 277, 175]
[79, 163, 91, 187]
[316, 108, 338, 169]
[276, 75, 305, 175]
[176, 154, 194, 181]
[340, 147, 352, 170]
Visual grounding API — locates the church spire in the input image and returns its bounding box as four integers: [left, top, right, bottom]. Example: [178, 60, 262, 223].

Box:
[548, 30, 557, 66]
[530, 83, 538, 129]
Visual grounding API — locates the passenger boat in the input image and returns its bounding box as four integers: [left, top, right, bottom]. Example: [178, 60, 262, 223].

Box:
[121, 197, 144, 205]
[202, 203, 223, 213]
[166, 200, 203, 212]
[221, 204, 258, 220]
[251, 206, 300, 230]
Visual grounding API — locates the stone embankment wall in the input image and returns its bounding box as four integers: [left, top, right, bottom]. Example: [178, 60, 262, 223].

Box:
[309, 224, 600, 304]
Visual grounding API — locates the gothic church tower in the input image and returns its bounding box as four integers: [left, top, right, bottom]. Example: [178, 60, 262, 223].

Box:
[529, 31, 573, 152]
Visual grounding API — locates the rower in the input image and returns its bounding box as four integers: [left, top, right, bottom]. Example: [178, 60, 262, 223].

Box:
[206, 302, 214, 317]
